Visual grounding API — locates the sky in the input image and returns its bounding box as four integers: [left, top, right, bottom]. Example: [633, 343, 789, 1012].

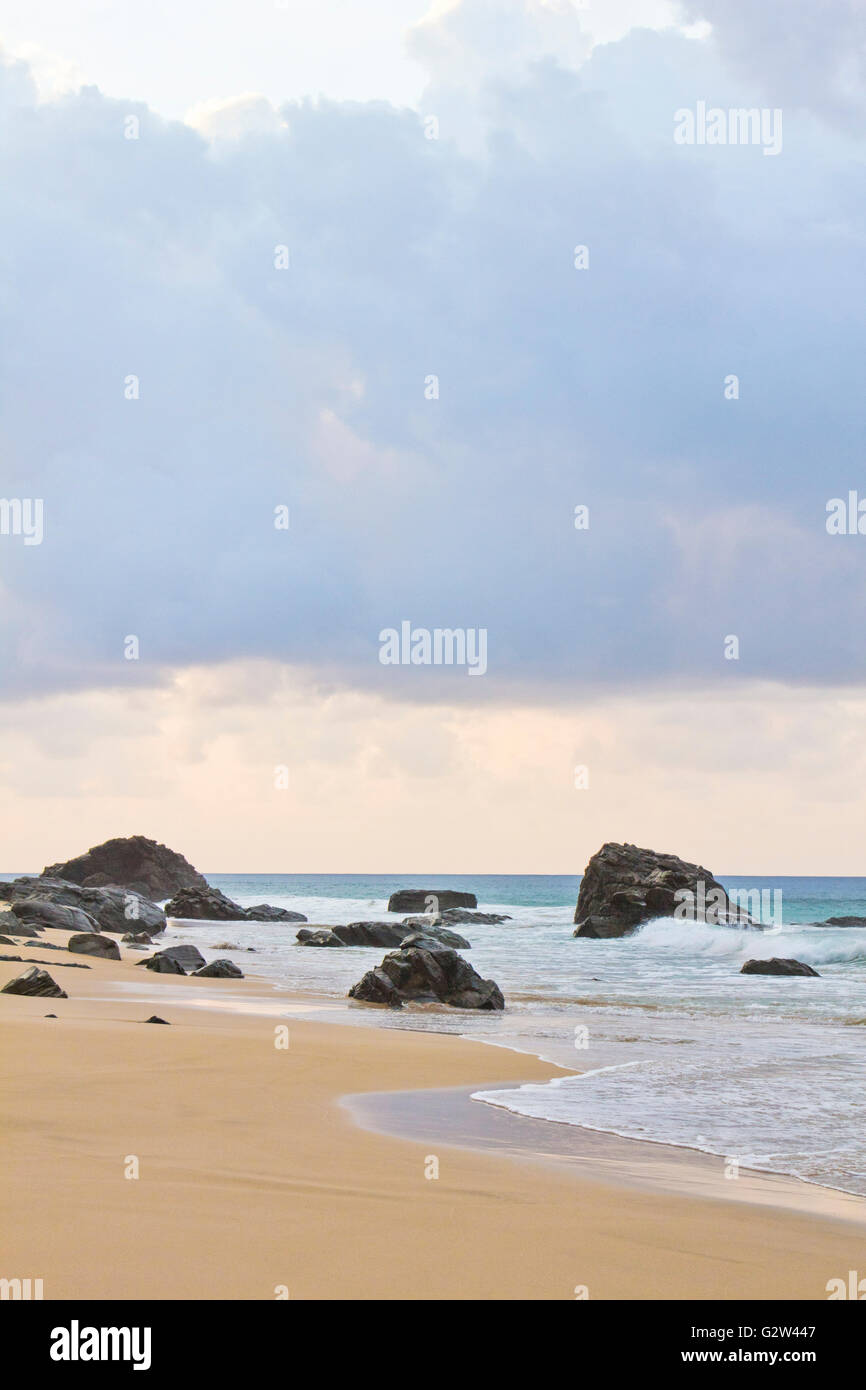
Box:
[0, 0, 864, 874]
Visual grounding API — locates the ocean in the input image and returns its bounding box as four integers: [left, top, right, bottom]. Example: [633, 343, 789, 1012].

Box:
[15, 868, 866, 1199]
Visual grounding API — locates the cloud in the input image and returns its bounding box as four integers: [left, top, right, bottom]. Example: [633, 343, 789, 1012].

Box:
[1, 14, 864, 709]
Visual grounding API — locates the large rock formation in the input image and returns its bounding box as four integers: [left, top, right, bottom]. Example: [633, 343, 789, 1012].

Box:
[741, 958, 819, 977]
[387, 889, 477, 913]
[1, 966, 67, 998]
[42, 836, 207, 900]
[573, 842, 764, 939]
[1, 877, 165, 935]
[164, 886, 306, 923]
[348, 946, 504, 1010]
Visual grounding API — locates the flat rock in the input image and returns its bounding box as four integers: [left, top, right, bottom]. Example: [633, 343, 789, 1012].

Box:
[193, 959, 244, 978]
[387, 889, 477, 913]
[42, 836, 208, 900]
[815, 916, 866, 928]
[67, 932, 121, 960]
[1, 966, 68, 998]
[349, 946, 504, 1011]
[741, 957, 820, 977]
[573, 841, 765, 939]
[403, 908, 509, 927]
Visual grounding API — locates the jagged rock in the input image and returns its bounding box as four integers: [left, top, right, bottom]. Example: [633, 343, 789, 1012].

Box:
[403, 909, 509, 928]
[741, 958, 819, 977]
[349, 947, 504, 1011]
[42, 836, 208, 900]
[3, 877, 165, 935]
[193, 959, 244, 978]
[137, 953, 186, 975]
[573, 842, 765, 939]
[144, 1015, 170, 1024]
[67, 932, 121, 960]
[164, 887, 307, 924]
[815, 916, 866, 928]
[387, 889, 477, 913]
[10, 900, 99, 934]
[1, 966, 67, 998]
[122, 930, 153, 944]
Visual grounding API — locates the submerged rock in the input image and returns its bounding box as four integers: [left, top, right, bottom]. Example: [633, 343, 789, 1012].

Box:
[814, 916, 866, 928]
[42, 836, 208, 900]
[741, 957, 819, 977]
[67, 932, 121, 960]
[387, 889, 477, 913]
[349, 947, 504, 1010]
[573, 841, 765, 939]
[1, 966, 68, 998]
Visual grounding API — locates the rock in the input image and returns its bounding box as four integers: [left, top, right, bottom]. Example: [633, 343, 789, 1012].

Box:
[399, 933, 455, 952]
[45, 1013, 57, 1018]
[0, 877, 166, 935]
[400, 927, 471, 949]
[6, 924, 42, 939]
[349, 947, 504, 1010]
[137, 954, 186, 974]
[214, 941, 241, 950]
[144, 1015, 170, 1024]
[0, 935, 16, 945]
[193, 959, 244, 978]
[296, 928, 344, 947]
[42, 836, 208, 900]
[10, 900, 99, 934]
[164, 886, 243, 920]
[122, 930, 153, 944]
[573, 842, 765, 939]
[243, 903, 307, 922]
[8, 958, 89, 969]
[741, 958, 820, 977]
[387, 889, 477, 913]
[403, 909, 509, 927]
[815, 916, 866, 928]
[67, 932, 121, 960]
[1, 966, 67, 998]
[156, 944, 206, 971]
[0, 954, 22, 961]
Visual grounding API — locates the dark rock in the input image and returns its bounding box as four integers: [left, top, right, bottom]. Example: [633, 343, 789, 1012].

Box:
[156, 944, 206, 970]
[137, 954, 186, 974]
[42, 836, 208, 900]
[399, 933, 454, 952]
[296, 928, 345, 947]
[13, 958, 89, 969]
[164, 887, 306, 924]
[243, 903, 307, 922]
[816, 916, 866, 928]
[0, 935, 16, 945]
[400, 926, 471, 949]
[121, 930, 153, 944]
[67, 932, 121, 960]
[741, 957, 819, 977]
[45, 1013, 57, 1018]
[335, 922, 408, 947]
[6, 924, 42, 939]
[1, 966, 68, 998]
[387, 889, 477, 914]
[573, 842, 765, 939]
[10, 900, 99, 934]
[0, 954, 21, 961]
[145, 1015, 170, 1024]
[349, 947, 504, 1010]
[193, 959, 244, 978]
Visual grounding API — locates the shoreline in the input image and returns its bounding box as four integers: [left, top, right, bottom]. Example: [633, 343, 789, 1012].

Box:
[2, 932, 866, 1299]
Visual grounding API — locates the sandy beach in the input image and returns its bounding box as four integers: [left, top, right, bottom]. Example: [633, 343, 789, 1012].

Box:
[2, 931, 865, 1301]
